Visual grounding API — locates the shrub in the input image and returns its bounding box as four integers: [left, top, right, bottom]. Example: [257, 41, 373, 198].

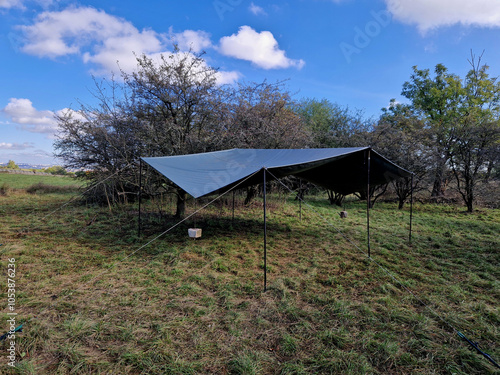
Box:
[43, 166, 68, 175]
[26, 182, 79, 194]
[0, 183, 10, 196]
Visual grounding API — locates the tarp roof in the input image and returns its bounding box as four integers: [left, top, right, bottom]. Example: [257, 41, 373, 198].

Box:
[141, 147, 412, 198]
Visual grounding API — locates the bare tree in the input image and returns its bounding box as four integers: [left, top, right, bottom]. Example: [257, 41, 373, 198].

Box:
[226, 81, 311, 149]
[55, 51, 311, 215]
[449, 117, 500, 212]
[55, 49, 228, 215]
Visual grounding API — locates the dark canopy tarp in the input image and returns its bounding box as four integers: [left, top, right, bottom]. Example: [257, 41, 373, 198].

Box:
[141, 147, 412, 198]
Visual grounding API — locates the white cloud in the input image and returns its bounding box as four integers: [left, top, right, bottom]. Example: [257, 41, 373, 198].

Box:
[19, 6, 240, 81]
[3, 98, 57, 134]
[2, 99, 87, 138]
[216, 70, 242, 85]
[145, 51, 241, 86]
[1, 0, 58, 9]
[0, 0, 24, 9]
[82, 30, 163, 75]
[385, 0, 500, 33]
[0, 142, 34, 150]
[170, 29, 212, 53]
[20, 7, 163, 74]
[249, 3, 267, 16]
[218, 26, 305, 70]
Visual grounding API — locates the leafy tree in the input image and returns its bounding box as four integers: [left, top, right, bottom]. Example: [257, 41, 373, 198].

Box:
[373, 100, 432, 208]
[401, 63, 462, 197]
[295, 98, 372, 204]
[447, 55, 500, 211]
[295, 98, 369, 148]
[401, 55, 500, 211]
[7, 160, 19, 169]
[44, 166, 68, 175]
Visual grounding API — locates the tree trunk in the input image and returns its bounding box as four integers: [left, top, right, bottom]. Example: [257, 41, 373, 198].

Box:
[355, 184, 387, 208]
[394, 177, 414, 210]
[485, 159, 494, 182]
[466, 182, 474, 213]
[175, 189, 186, 218]
[327, 190, 345, 206]
[356, 190, 367, 201]
[431, 156, 447, 197]
[244, 186, 258, 205]
[431, 168, 443, 197]
[398, 197, 405, 210]
[466, 198, 473, 213]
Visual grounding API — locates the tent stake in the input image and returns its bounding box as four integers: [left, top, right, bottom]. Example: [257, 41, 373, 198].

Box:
[263, 168, 267, 292]
[409, 174, 414, 245]
[367, 148, 371, 258]
[138, 158, 143, 238]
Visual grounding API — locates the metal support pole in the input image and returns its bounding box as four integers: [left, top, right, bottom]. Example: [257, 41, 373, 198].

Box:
[232, 190, 235, 224]
[263, 168, 267, 292]
[367, 149, 371, 258]
[409, 174, 414, 245]
[194, 199, 197, 229]
[138, 158, 143, 238]
[299, 179, 302, 221]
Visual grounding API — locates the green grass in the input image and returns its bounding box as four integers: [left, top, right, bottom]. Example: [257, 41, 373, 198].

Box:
[0, 183, 498, 374]
[0, 173, 82, 190]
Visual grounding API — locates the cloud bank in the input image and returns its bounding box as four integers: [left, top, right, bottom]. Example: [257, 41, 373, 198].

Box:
[0, 142, 34, 150]
[2, 98, 58, 134]
[17, 6, 303, 82]
[0, 0, 24, 9]
[385, 0, 500, 32]
[1, 98, 83, 136]
[20, 7, 163, 74]
[170, 29, 213, 52]
[18, 6, 241, 82]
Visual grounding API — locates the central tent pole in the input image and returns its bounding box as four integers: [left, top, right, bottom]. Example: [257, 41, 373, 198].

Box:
[299, 179, 302, 221]
[138, 158, 143, 238]
[232, 190, 235, 224]
[409, 174, 414, 245]
[263, 168, 267, 292]
[367, 148, 371, 258]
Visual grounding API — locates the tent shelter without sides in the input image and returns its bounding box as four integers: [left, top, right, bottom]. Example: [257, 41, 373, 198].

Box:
[140, 147, 414, 290]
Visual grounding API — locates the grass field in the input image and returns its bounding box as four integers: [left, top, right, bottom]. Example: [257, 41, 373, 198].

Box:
[0, 173, 83, 190]
[0, 175, 499, 374]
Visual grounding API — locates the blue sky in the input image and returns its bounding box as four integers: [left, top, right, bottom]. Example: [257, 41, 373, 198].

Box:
[1, 0, 500, 165]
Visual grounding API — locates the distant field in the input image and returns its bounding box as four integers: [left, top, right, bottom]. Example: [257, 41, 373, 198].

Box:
[0, 173, 83, 189]
[0, 188, 498, 374]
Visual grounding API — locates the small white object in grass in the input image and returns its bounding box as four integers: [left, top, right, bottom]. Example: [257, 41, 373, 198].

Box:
[340, 211, 348, 219]
[188, 228, 202, 238]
